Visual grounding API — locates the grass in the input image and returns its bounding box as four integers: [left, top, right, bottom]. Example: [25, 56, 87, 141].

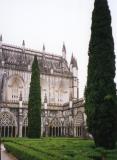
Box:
[3, 138, 117, 160]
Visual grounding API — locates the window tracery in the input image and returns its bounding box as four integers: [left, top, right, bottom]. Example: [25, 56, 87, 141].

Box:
[7, 75, 24, 101]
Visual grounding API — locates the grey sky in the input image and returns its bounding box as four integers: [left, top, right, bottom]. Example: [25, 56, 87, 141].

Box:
[0, 0, 117, 98]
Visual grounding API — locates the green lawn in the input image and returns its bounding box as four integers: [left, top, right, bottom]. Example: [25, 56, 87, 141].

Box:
[3, 138, 117, 160]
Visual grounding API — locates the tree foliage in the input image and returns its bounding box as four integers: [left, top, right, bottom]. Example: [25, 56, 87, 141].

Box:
[85, 0, 117, 149]
[28, 55, 41, 138]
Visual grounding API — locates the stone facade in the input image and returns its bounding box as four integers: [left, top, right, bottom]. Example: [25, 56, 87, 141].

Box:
[0, 35, 85, 137]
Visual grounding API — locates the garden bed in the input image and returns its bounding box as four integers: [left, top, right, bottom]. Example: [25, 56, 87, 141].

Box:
[3, 138, 117, 160]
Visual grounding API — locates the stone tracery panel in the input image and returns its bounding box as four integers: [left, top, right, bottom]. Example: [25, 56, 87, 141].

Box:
[0, 111, 17, 137]
[0, 111, 17, 126]
[74, 111, 84, 126]
[50, 118, 62, 127]
[46, 117, 62, 137]
[74, 111, 84, 137]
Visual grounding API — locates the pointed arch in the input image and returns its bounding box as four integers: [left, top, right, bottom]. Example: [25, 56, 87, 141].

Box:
[6, 75, 24, 102]
[48, 117, 62, 137]
[22, 116, 28, 137]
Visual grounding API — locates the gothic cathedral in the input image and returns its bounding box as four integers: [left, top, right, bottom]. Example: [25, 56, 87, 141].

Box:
[0, 35, 85, 137]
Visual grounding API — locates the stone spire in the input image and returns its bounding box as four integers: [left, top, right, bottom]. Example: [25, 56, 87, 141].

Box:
[22, 40, 27, 63]
[0, 34, 2, 42]
[70, 53, 74, 65]
[22, 40, 25, 46]
[42, 44, 45, 52]
[22, 40, 25, 51]
[62, 42, 66, 59]
[70, 54, 78, 69]
[0, 34, 2, 47]
[62, 42, 66, 53]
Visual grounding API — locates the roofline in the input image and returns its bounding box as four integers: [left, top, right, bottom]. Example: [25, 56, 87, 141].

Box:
[2, 43, 63, 60]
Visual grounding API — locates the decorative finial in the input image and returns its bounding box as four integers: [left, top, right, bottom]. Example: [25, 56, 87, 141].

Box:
[62, 42, 66, 53]
[70, 54, 78, 69]
[0, 35, 2, 42]
[62, 42, 66, 59]
[22, 40, 25, 46]
[70, 53, 74, 64]
[43, 44, 45, 52]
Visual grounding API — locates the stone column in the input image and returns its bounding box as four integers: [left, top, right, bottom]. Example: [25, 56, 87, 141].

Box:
[19, 121, 23, 137]
[52, 127, 53, 137]
[19, 93, 23, 137]
[55, 127, 56, 137]
[45, 125, 48, 137]
[74, 127, 76, 137]
[64, 127, 65, 136]
[61, 127, 63, 136]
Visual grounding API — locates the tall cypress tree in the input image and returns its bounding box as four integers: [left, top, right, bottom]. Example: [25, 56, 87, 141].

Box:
[28, 55, 41, 138]
[85, 0, 117, 149]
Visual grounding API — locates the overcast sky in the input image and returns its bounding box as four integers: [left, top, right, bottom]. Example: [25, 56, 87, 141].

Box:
[0, 0, 117, 98]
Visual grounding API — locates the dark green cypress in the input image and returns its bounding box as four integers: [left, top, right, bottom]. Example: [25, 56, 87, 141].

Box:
[85, 0, 117, 149]
[28, 55, 41, 138]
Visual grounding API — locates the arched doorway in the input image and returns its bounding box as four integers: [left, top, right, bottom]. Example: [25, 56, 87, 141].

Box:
[0, 111, 17, 137]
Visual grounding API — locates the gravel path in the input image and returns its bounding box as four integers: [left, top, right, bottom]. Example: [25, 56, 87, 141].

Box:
[1, 144, 17, 160]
